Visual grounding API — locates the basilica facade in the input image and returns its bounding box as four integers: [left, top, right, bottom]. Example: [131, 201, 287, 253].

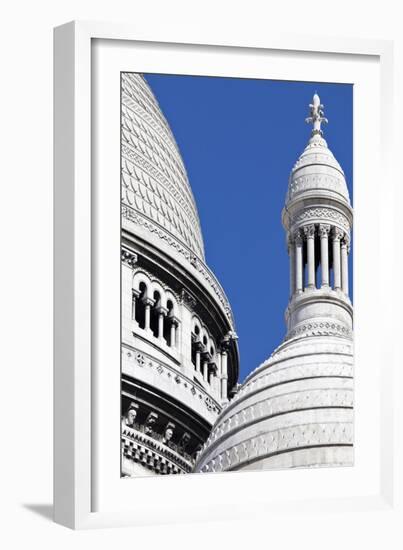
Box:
[121, 75, 353, 476]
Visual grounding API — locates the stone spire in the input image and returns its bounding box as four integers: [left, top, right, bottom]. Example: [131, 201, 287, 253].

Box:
[305, 93, 328, 136]
[282, 94, 353, 342]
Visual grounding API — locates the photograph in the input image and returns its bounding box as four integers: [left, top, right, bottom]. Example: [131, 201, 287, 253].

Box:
[120, 72, 353, 477]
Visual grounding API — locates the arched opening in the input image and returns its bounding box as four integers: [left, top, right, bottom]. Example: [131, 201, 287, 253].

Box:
[150, 290, 161, 338]
[164, 300, 174, 345]
[135, 282, 147, 329]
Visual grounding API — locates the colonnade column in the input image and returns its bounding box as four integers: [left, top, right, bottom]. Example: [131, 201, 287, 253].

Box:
[143, 297, 154, 331]
[319, 224, 330, 288]
[157, 307, 167, 340]
[195, 348, 201, 373]
[202, 357, 208, 382]
[170, 320, 177, 348]
[294, 231, 303, 294]
[216, 352, 222, 400]
[288, 234, 296, 297]
[341, 234, 350, 295]
[220, 350, 228, 403]
[304, 224, 316, 289]
[332, 227, 343, 291]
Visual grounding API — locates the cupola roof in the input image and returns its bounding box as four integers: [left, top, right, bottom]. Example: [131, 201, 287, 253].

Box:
[286, 94, 350, 205]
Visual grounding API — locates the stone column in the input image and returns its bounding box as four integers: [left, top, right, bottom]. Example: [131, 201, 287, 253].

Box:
[216, 352, 222, 399]
[170, 321, 176, 348]
[288, 234, 295, 297]
[332, 227, 343, 290]
[195, 349, 201, 373]
[221, 350, 228, 403]
[304, 224, 316, 289]
[156, 306, 168, 341]
[295, 230, 304, 293]
[319, 224, 330, 288]
[341, 234, 350, 295]
[143, 297, 154, 331]
[202, 359, 209, 383]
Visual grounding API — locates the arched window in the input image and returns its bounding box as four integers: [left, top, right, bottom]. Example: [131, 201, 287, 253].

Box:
[164, 300, 174, 346]
[135, 282, 147, 329]
[150, 290, 161, 338]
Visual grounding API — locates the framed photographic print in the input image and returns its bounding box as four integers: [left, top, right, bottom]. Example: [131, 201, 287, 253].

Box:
[54, 21, 398, 529]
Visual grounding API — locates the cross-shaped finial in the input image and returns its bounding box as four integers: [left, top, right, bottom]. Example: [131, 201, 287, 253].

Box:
[305, 93, 328, 136]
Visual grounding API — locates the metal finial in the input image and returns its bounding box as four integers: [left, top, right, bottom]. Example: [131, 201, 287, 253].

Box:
[305, 93, 328, 136]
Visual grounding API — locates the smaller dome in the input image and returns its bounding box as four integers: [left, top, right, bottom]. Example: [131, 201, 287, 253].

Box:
[194, 336, 353, 473]
[286, 133, 350, 205]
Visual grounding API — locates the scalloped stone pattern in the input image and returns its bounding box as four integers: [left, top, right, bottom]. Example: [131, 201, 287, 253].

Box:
[121, 73, 205, 260]
[194, 336, 353, 472]
[286, 134, 350, 204]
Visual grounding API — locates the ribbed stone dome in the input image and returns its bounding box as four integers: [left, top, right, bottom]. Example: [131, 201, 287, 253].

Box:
[195, 336, 353, 473]
[286, 133, 350, 205]
[121, 73, 205, 260]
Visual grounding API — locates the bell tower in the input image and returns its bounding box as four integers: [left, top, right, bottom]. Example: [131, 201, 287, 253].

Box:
[282, 94, 353, 342]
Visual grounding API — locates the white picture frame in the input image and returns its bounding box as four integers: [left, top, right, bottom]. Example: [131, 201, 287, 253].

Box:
[54, 20, 399, 530]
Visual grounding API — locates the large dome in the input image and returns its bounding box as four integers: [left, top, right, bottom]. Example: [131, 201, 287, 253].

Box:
[121, 73, 205, 260]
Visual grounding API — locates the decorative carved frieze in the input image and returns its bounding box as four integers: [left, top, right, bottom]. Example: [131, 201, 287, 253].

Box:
[292, 207, 350, 231]
[124, 347, 222, 415]
[285, 320, 352, 341]
[122, 427, 194, 474]
[197, 421, 353, 473]
[121, 249, 138, 267]
[180, 289, 197, 310]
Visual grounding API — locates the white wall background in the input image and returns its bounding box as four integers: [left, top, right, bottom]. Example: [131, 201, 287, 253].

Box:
[0, 0, 401, 547]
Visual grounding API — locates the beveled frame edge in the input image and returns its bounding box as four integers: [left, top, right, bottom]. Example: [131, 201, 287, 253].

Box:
[53, 20, 396, 529]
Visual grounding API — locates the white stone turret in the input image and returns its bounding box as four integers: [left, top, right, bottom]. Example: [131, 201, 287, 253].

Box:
[282, 94, 353, 342]
[195, 95, 354, 474]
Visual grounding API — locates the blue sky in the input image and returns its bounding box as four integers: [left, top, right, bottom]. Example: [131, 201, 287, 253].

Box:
[145, 74, 353, 382]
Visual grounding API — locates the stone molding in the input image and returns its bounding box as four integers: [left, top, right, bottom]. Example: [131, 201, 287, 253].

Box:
[197, 420, 353, 473]
[122, 426, 194, 475]
[285, 320, 352, 341]
[222, 361, 353, 415]
[200, 387, 353, 457]
[123, 346, 222, 415]
[292, 207, 350, 232]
